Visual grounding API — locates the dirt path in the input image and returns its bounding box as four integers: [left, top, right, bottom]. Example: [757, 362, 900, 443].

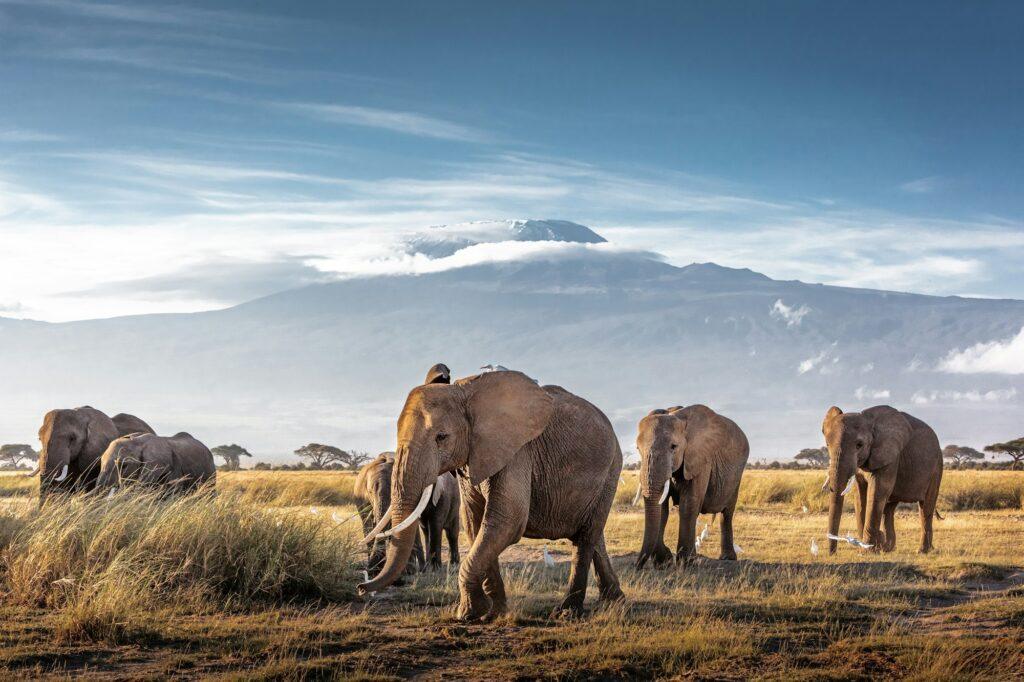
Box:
[910, 569, 1024, 637]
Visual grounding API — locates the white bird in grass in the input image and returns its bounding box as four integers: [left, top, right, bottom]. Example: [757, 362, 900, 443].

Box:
[733, 543, 743, 554]
[542, 545, 556, 568]
[309, 507, 319, 515]
[810, 538, 819, 556]
[699, 523, 710, 543]
[826, 533, 873, 549]
[802, 504, 809, 514]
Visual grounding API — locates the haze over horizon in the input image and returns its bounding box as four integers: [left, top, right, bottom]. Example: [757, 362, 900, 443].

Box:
[2, 1, 1023, 322]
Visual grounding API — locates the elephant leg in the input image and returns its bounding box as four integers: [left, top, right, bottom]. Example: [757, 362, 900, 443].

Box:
[592, 535, 624, 603]
[854, 473, 869, 540]
[864, 473, 895, 551]
[457, 470, 527, 623]
[556, 540, 595, 617]
[882, 500, 897, 552]
[718, 506, 737, 561]
[675, 472, 710, 566]
[653, 498, 673, 567]
[481, 559, 506, 622]
[918, 475, 940, 553]
[445, 519, 460, 566]
[427, 513, 444, 571]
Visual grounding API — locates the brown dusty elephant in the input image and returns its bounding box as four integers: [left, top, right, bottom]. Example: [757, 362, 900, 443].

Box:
[635, 405, 749, 568]
[36, 406, 148, 505]
[424, 363, 451, 385]
[823, 405, 943, 554]
[95, 432, 216, 493]
[358, 370, 624, 621]
[354, 452, 425, 575]
[112, 413, 155, 437]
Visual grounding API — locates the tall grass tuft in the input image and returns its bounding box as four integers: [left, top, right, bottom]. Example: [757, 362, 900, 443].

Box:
[220, 471, 358, 507]
[1, 488, 360, 640]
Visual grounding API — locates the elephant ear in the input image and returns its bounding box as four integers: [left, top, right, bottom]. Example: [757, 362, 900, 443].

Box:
[82, 408, 119, 465]
[867, 408, 911, 468]
[674, 406, 720, 481]
[461, 371, 554, 486]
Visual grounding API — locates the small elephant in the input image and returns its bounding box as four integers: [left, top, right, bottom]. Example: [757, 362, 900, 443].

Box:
[96, 432, 216, 494]
[635, 405, 749, 568]
[112, 413, 155, 437]
[353, 452, 425, 575]
[359, 369, 624, 622]
[420, 470, 460, 571]
[424, 363, 451, 385]
[823, 405, 943, 553]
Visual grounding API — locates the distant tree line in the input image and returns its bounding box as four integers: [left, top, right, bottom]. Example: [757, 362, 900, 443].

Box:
[209, 442, 372, 471]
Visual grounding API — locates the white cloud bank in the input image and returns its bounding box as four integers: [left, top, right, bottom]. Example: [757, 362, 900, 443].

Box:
[939, 327, 1024, 375]
[770, 299, 810, 327]
[854, 386, 890, 401]
[911, 388, 1017, 405]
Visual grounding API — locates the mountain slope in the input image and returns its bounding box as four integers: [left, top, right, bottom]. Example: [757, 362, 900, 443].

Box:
[1, 223, 1021, 461]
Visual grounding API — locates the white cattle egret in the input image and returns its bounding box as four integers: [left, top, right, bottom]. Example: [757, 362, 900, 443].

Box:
[826, 533, 873, 549]
[543, 545, 556, 568]
[810, 538, 819, 556]
[309, 507, 319, 515]
[802, 504, 809, 514]
[733, 543, 744, 554]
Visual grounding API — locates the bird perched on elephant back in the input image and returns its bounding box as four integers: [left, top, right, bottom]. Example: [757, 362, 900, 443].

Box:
[359, 369, 624, 622]
[35, 406, 151, 505]
[822, 405, 942, 554]
[96, 432, 216, 494]
[354, 453, 425, 575]
[635, 405, 749, 569]
[424, 363, 451, 385]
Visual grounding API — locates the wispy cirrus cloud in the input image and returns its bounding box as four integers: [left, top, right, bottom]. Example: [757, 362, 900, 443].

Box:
[0, 128, 62, 142]
[899, 176, 943, 194]
[277, 102, 492, 143]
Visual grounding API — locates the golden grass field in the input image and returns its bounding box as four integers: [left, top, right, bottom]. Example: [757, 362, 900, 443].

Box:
[1, 468, 1022, 680]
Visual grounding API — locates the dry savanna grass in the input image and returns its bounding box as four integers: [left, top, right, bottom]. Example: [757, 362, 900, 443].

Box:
[0, 468, 1021, 679]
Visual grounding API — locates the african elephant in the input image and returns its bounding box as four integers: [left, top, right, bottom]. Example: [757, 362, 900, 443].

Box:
[358, 369, 624, 621]
[420, 470, 460, 571]
[96, 432, 216, 493]
[635, 405, 749, 568]
[112, 413, 155, 437]
[36, 406, 128, 505]
[424, 363, 451, 385]
[823, 405, 943, 554]
[354, 452, 425, 575]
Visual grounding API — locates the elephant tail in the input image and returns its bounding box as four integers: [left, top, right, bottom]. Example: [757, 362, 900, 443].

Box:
[934, 509, 944, 520]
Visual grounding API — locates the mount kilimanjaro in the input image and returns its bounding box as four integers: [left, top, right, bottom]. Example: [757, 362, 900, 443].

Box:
[1, 220, 1021, 461]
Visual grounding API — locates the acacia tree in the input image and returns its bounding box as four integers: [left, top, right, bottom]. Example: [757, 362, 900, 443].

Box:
[793, 447, 829, 468]
[984, 437, 1024, 470]
[294, 443, 345, 469]
[210, 444, 253, 471]
[336, 449, 373, 471]
[0, 444, 38, 470]
[942, 444, 985, 469]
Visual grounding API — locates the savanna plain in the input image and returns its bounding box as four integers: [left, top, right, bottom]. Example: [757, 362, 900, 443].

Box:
[0, 469, 1022, 680]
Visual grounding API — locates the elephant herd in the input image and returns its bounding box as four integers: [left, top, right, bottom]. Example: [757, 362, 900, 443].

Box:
[29, 363, 943, 621]
[353, 364, 944, 621]
[28, 405, 216, 504]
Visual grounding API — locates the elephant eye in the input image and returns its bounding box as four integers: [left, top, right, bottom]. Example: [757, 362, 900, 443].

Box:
[856, 440, 864, 448]
[435, 432, 448, 444]
[669, 443, 677, 450]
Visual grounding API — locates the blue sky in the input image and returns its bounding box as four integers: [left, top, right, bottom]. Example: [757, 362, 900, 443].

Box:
[1, 0, 1022, 320]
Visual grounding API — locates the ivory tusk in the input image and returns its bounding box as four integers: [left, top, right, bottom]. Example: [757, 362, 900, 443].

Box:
[362, 505, 393, 544]
[657, 479, 670, 505]
[430, 477, 442, 507]
[821, 474, 829, 492]
[841, 477, 855, 496]
[378, 484, 434, 539]
[24, 466, 40, 478]
[631, 486, 642, 506]
[53, 464, 69, 482]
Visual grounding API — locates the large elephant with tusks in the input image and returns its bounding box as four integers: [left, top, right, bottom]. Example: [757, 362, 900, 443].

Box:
[358, 369, 624, 621]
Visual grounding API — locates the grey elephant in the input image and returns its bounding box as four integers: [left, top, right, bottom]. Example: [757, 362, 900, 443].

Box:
[359, 369, 624, 621]
[419, 470, 461, 571]
[823, 405, 943, 554]
[35, 406, 151, 505]
[96, 432, 216, 494]
[112, 413, 155, 437]
[354, 452, 425, 575]
[635, 405, 749, 568]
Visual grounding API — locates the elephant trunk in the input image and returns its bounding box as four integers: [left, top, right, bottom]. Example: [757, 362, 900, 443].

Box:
[636, 496, 665, 569]
[357, 500, 421, 594]
[827, 489, 843, 555]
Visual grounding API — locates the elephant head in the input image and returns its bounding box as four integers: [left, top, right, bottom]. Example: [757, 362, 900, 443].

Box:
[355, 453, 399, 572]
[822, 406, 910, 553]
[358, 370, 552, 594]
[96, 434, 161, 490]
[424, 363, 451, 385]
[37, 407, 118, 505]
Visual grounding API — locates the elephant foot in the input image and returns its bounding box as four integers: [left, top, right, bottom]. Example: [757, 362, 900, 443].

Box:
[918, 545, 933, 554]
[635, 544, 674, 570]
[718, 551, 737, 561]
[597, 586, 625, 605]
[551, 604, 585, 621]
[675, 549, 697, 567]
[481, 601, 508, 623]
[427, 559, 444, 572]
[455, 595, 491, 623]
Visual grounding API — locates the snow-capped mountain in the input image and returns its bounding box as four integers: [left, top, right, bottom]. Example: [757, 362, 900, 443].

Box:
[1, 221, 1021, 462]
